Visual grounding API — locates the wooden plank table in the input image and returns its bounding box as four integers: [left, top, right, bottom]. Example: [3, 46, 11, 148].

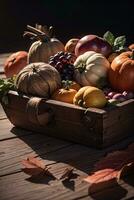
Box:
[0, 54, 134, 200]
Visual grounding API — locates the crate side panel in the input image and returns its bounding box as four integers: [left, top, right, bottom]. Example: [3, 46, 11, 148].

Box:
[103, 100, 134, 147]
[2, 92, 104, 148]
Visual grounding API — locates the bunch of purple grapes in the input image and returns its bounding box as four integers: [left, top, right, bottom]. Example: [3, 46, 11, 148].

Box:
[49, 51, 76, 81]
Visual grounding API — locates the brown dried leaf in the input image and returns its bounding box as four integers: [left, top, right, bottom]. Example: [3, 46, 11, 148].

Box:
[84, 169, 118, 184]
[59, 167, 74, 180]
[22, 156, 49, 177]
[84, 143, 134, 185]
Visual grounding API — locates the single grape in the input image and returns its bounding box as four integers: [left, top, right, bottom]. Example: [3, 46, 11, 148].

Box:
[107, 92, 117, 99]
[56, 62, 62, 67]
[112, 93, 126, 102]
[54, 54, 59, 60]
[59, 51, 64, 56]
[59, 55, 65, 61]
[49, 61, 55, 66]
[67, 55, 72, 59]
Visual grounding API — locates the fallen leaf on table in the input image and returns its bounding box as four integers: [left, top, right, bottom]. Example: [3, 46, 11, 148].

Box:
[22, 156, 55, 178]
[59, 167, 74, 180]
[84, 143, 134, 185]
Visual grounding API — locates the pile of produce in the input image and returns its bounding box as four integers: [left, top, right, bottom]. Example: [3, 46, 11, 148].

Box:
[1, 25, 134, 109]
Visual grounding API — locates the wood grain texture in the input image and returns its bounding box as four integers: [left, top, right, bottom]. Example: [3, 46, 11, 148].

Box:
[0, 164, 134, 200]
[0, 118, 35, 141]
[0, 134, 71, 176]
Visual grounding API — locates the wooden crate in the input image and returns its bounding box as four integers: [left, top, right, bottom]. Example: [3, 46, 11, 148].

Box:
[1, 90, 134, 148]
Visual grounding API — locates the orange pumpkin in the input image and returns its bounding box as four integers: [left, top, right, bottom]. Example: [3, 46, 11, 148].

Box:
[69, 81, 81, 91]
[108, 51, 134, 91]
[62, 80, 81, 91]
[4, 51, 28, 78]
[52, 88, 77, 104]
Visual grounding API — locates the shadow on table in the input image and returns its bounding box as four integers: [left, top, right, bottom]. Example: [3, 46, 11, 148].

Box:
[89, 183, 127, 200]
[87, 179, 125, 200]
[66, 174, 134, 200]
[11, 127, 134, 199]
[89, 173, 134, 200]
[11, 126, 104, 174]
[11, 126, 134, 173]
[26, 173, 56, 185]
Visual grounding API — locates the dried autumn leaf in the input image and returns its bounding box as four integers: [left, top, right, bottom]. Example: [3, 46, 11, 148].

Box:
[84, 169, 117, 184]
[59, 167, 74, 180]
[84, 143, 134, 185]
[22, 156, 51, 177]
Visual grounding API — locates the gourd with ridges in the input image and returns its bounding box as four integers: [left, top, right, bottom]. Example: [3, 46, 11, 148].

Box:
[15, 62, 61, 98]
[74, 51, 110, 88]
[24, 25, 65, 64]
[108, 50, 134, 92]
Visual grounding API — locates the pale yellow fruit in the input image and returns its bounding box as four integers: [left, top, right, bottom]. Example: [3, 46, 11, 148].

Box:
[73, 86, 89, 105]
[83, 86, 107, 108]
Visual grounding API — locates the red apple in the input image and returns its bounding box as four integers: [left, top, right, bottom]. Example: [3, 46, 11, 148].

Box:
[75, 35, 112, 57]
[4, 51, 28, 78]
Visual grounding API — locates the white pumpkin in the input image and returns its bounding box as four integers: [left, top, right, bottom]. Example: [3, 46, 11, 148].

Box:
[25, 25, 65, 64]
[28, 38, 64, 64]
[74, 51, 110, 88]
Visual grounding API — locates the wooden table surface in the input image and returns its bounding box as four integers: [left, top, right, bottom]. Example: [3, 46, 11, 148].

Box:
[0, 54, 134, 200]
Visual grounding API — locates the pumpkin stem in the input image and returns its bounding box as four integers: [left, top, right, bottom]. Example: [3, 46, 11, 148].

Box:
[75, 63, 86, 73]
[35, 24, 49, 34]
[26, 25, 50, 42]
[131, 49, 134, 60]
[23, 31, 40, 40]
[27, 25, 46, 35]
[32, 65, 38, 73]
[62, 80, 72, 90]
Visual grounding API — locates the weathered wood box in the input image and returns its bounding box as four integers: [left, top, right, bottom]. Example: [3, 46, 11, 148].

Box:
[2, 90, 134, 148]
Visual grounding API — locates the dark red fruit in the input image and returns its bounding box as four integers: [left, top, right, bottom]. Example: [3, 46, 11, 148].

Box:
[75, 35, 112, 58]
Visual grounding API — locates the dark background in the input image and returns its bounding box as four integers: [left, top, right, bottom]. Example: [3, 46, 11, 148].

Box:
[0, 0, 133, 53]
